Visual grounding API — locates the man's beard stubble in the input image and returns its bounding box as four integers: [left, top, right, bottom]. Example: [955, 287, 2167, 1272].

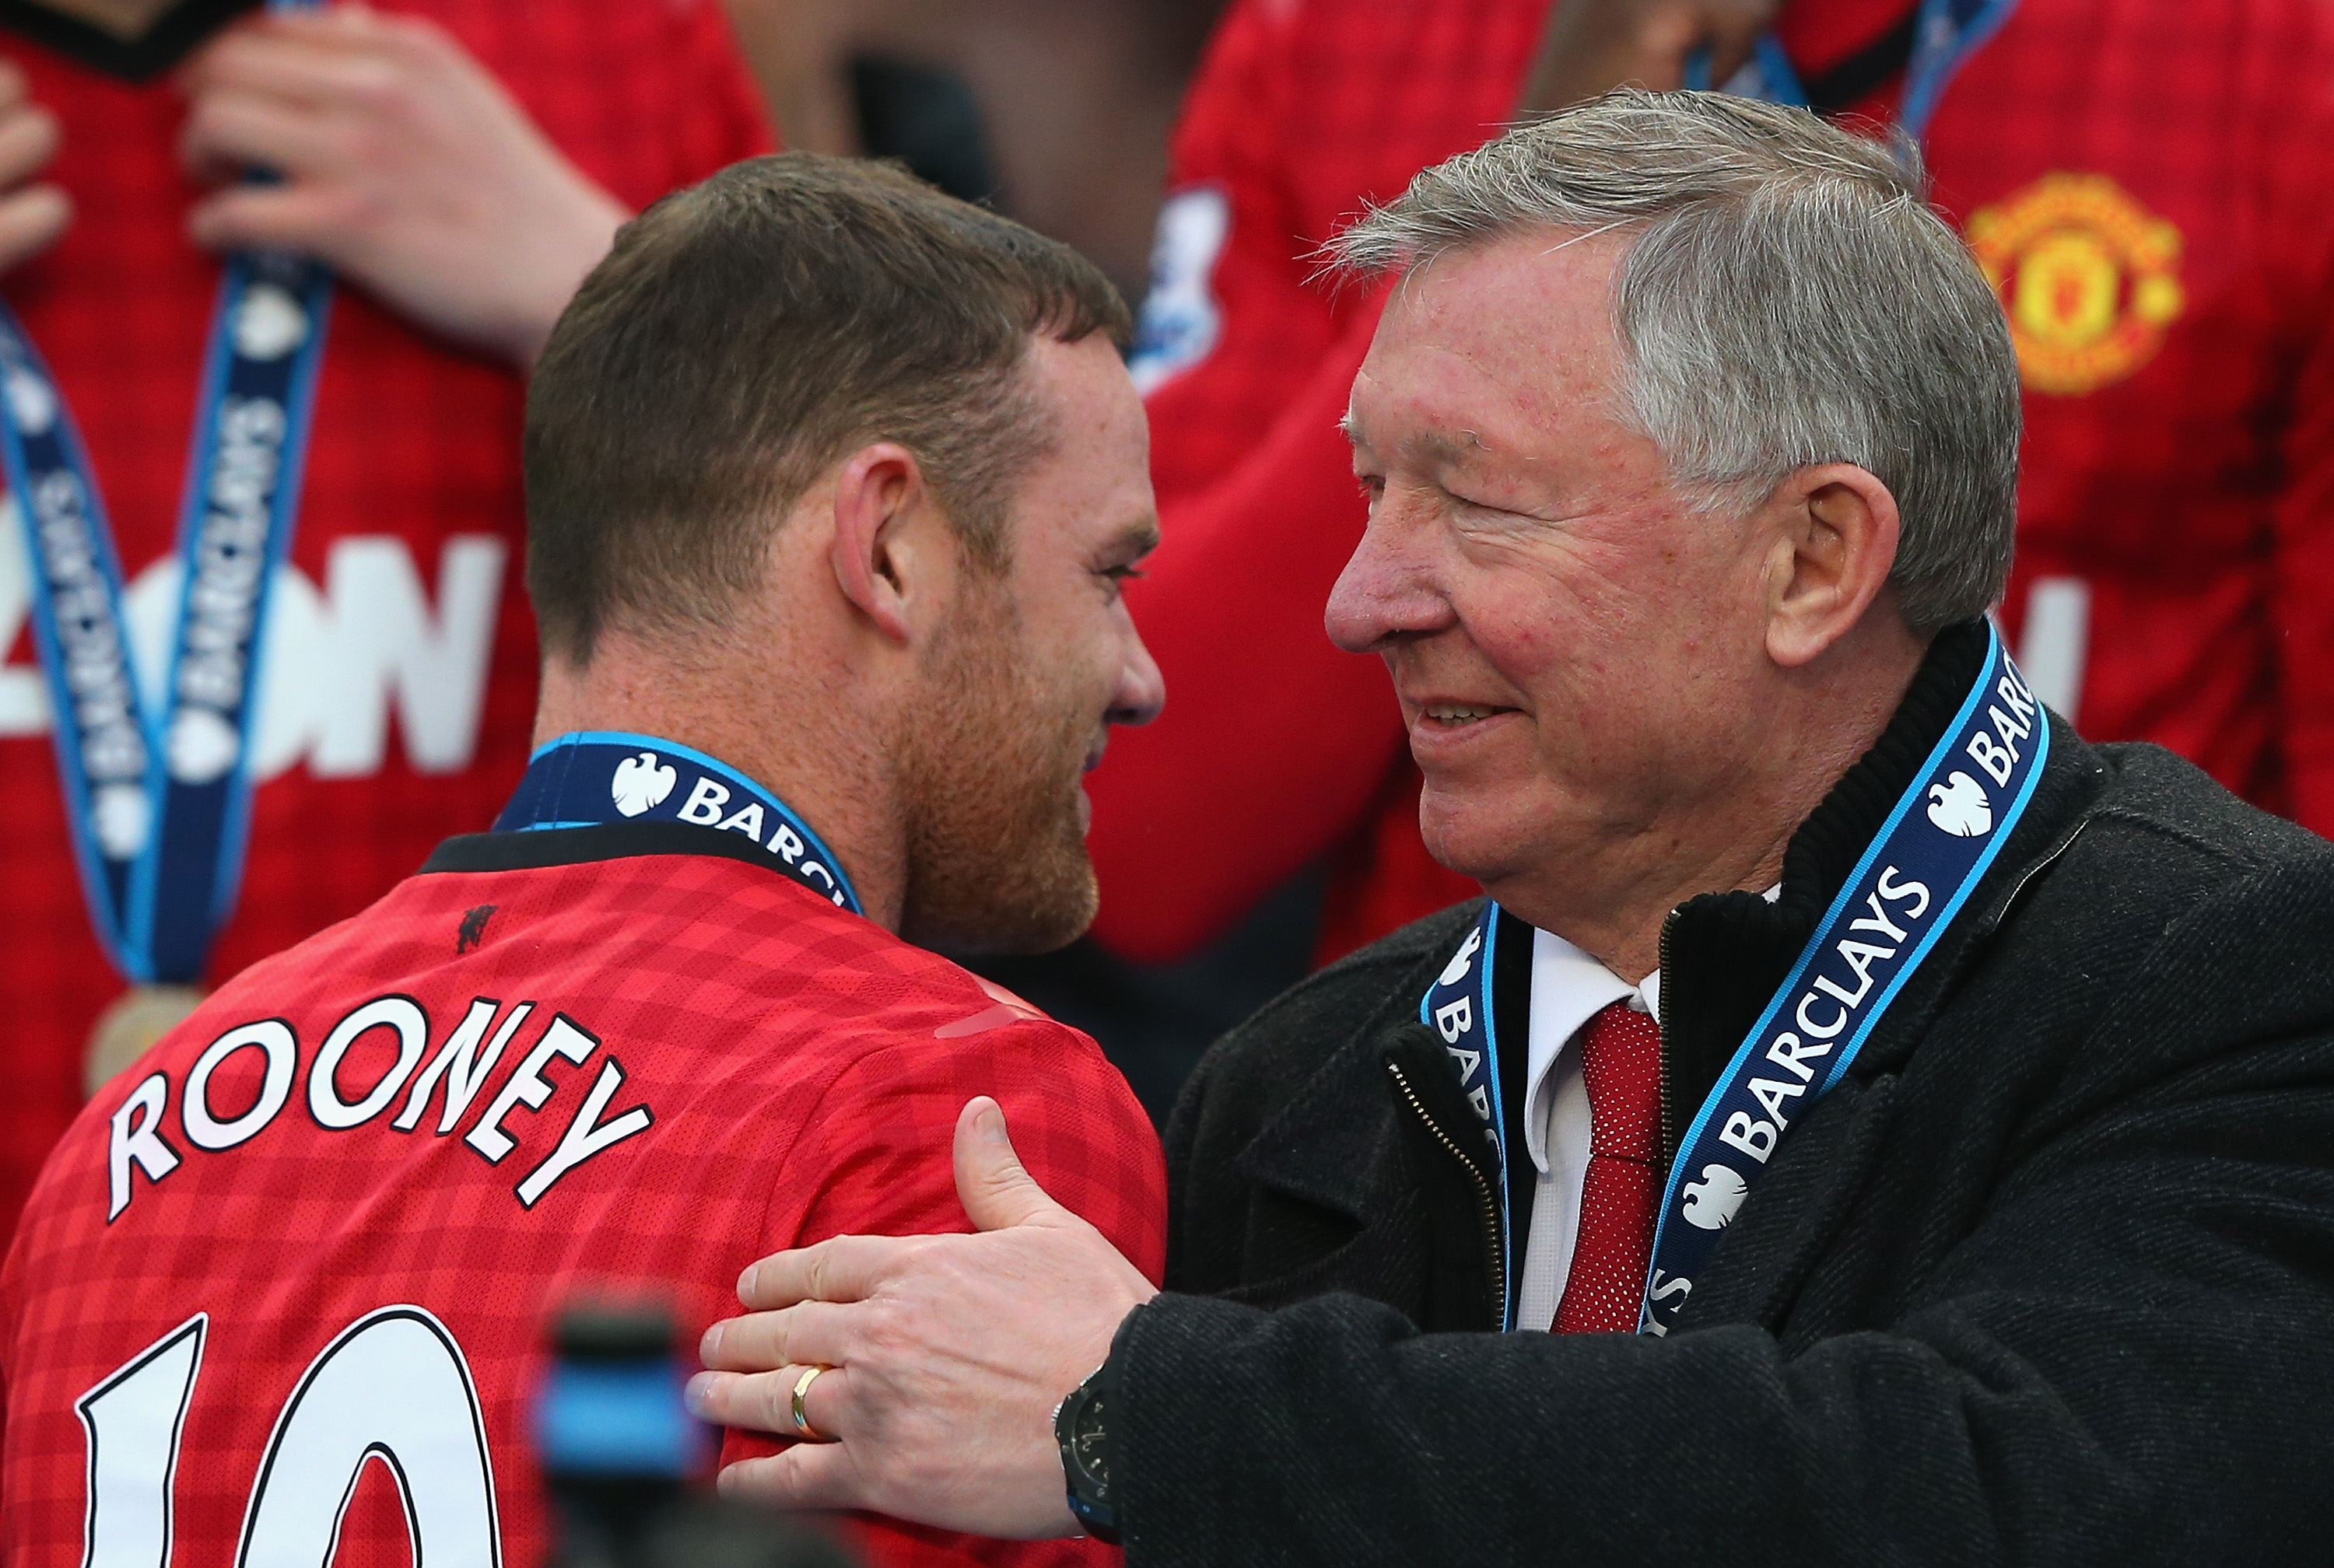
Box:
[894, 586, 1099, 957]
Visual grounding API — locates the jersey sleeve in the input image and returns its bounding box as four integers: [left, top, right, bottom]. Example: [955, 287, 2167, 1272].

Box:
[1085, 0, 1413, 963]
[1133, 0, 1339, 502]
[718, 1020, 1165, 1568]
[1088, 299, 1411, 963]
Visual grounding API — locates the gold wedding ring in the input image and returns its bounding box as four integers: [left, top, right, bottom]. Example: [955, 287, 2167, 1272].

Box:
[791, 1364, 832, 1442]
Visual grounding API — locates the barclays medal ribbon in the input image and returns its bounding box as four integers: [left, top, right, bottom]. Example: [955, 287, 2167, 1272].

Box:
[0, 6, 332, 986]
[496, 732, 863, 916]
[1687, 0, 2024, 144]
[1425, 625, 2048, 1335]
[1418, 903, 1520, 1327]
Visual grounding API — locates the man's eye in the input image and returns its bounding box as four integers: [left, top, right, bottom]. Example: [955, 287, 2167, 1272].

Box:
[1102, 565, 1145, 583]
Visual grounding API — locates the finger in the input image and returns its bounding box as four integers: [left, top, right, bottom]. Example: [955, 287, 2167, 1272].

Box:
[0, 103, 61, 189]
[183, 30, 400, 112]
[736, 1232, 912, 1311]
[697, 1300, 857, 1373]
[179, 93, 343, 183]
[686, 1361, 847, 1440]
[0, 184, 68, 273]
[187, 183, 356, 260]
[0, 59, 30, 114]
[716, 1440, 867, 1512]
[954, 1096, 1076, 1231]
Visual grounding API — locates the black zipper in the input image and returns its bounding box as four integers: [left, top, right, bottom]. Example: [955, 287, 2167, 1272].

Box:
[1386, 1058, 1505, 1328]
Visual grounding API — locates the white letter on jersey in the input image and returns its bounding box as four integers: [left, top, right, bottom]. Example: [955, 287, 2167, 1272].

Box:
[394, 999, 533, 1136]
[464, 1015, 595, 1164]
[309, 996, 430, 1130]
[77, 1314, 206, 1568]
[514, 1059, 654, 1209]
[234, 1307, 499, 1568]
[107, 1073, 180, 1221]
[181, 1021, 297, 1152]
[310, 535, 505, 777]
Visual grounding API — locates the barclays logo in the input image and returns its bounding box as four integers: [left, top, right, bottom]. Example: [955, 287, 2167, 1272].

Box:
[610, 752, 678, 817]
[1680, 1164, 1748, 1230]
[1926, 772, 1992, 838]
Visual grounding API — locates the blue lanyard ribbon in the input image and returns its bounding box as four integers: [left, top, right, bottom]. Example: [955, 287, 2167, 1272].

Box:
[4, 2, 332, 984]
[1418, 903, 1519, 1327]
[1425, 625, 2049, 1334]
[495, 732, 863, 916]
[1686, 0, 2022, 143]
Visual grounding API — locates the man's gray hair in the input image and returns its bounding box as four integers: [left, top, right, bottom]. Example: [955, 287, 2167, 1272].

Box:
[1330, 89, 2020, 633]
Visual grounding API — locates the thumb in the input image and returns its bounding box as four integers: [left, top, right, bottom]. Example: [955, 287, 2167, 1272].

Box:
[953, 1097, 1075, 1232]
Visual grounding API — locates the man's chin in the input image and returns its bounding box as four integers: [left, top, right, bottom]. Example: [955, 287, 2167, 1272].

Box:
[902, 837, 1099, 959]
[1418, 794, 1532, 887]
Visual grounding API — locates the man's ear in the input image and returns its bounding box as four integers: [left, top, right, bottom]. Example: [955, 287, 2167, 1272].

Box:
[829, 442, 946, 646]
[1761, 463, 1904, 669]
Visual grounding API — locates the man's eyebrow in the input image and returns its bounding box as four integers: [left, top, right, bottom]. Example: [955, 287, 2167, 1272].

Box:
[1343, 414, 1485, 468]
[1112, 514, 1163, 558]
[1412, 428, 1488, 466]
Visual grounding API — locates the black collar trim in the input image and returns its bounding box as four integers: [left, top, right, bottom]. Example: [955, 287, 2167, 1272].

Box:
[419, 820, 830, 884]
[0, 0, 258, 82]
[1658, 620, 1991, 1151]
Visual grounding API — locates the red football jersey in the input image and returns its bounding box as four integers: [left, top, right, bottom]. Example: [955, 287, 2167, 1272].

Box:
[0, 821, 1165, 1568]
[0, 2, 773, 1241]
[1086, 0, 2334, 964]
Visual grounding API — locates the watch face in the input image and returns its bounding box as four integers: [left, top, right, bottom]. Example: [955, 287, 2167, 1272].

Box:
[0, 0, 261, 80]
[1071, 1391, 1110, 1489]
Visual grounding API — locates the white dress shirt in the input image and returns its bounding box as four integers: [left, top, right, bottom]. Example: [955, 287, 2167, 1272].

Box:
[1513, 929, 1656, 1332]
[1515, 887, 1777, 1332]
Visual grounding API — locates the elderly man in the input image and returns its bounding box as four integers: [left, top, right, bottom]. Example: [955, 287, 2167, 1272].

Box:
[689, 93, 2334, 1564]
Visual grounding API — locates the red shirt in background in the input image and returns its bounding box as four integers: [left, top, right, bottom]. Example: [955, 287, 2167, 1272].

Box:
[1092, 0, 2334, 964]
[1, 826, 1163, 1568]
[0, 1, 773, 1238]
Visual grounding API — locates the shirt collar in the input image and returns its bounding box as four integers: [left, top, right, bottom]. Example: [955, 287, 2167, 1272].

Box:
[1521, 928, 1647, 1175]
[1520, 884, 1779, 1174]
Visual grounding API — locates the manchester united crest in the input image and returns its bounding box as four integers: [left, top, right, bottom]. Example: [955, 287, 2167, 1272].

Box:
[1966, 173, 2185, 396]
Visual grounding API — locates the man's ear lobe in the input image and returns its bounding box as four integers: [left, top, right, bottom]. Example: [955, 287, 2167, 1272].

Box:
[829, 443, 928, 645]
[1765, 464, 1903, 670]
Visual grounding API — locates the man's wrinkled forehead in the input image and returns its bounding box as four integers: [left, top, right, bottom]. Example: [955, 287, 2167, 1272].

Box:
[1344, 227, 1632, 465]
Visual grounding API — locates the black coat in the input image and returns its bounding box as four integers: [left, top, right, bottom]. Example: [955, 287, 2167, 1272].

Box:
[1109, 628, 2334, 1567]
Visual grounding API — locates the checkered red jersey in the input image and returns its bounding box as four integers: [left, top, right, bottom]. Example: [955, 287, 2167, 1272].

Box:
[1085, 0, 2334, 964]
[0, 824, 1165, 1568]
[0, 2, 773, 1243]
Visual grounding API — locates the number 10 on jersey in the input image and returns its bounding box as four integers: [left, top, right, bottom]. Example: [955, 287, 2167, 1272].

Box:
[77, 1306, 500, 1568]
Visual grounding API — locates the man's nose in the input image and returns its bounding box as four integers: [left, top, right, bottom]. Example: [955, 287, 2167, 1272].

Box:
[1325, 500, 1452, 654]
[1108, 616, 1167, 727]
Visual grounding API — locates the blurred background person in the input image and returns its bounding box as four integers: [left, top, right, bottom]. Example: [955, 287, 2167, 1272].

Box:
[0, 0, 769, 1240]
[1049, 0, 2334, 1112]
[722, 0, 1228, 306]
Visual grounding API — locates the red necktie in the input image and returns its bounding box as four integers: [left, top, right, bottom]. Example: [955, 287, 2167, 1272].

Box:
[1553, 999, 1663, 1334]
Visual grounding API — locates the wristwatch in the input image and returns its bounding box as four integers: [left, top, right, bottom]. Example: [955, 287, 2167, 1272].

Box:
[1054, 1362, 1120, 1544]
